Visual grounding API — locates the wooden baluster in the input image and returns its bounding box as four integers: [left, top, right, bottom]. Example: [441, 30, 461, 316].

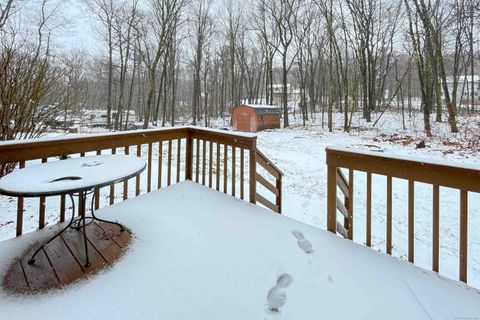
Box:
[223, 144, 228, 193]
[136, 145, 141, 196]
[158, 142, 163, 188]
[39, 158, 47, 228]
[366, 172, 372, 247]
[408, 180, 415, 263]
[95, 150, 101, 209]
[216, 143, 220, 191]
[195, 139, 200, 183]
[348, 169, 354, 240]
[432, 185, 440, 272]
[123, 146, 129, 200]
[147, 143, 152, 192]
[326, 164, 337, 233]
[110, 148, 116, 204]
[276, 174, 282, 214]
[208, 141, 213, 188]
[185, 136, 193, 180]
[460, 190, 468, 282]
[176, 139, 181, 183]
[240, 148, 244, 200]
[249, 146, 256, 205]
[232, 146, 236, 197]
[167, 140, 172, 186]
[386, 176, 392, 254]
[16, 161, 25, 236]
[202, 140, 206, 185]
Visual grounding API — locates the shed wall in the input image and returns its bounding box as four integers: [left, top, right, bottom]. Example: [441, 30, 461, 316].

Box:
[232, 105, 257, 132]
[232, 104, 280, 132]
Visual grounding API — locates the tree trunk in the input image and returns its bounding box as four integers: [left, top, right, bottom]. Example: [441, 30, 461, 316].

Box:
[282, 52, 289, 128]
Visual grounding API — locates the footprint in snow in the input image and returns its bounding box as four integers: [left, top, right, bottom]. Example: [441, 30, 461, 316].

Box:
[267, 273, 293, 314]
[292, 230, 313, 254]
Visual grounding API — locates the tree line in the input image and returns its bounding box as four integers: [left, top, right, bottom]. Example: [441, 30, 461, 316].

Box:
[0, 0, 479, 141]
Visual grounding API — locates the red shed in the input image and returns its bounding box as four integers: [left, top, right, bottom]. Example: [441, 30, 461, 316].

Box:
[231, 104, 281, 133]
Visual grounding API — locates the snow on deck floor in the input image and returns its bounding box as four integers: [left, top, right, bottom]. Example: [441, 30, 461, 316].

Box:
[0, 181, 479, 319]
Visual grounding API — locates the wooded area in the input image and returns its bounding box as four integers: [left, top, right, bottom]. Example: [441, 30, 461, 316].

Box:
[0, 0, 479, 140]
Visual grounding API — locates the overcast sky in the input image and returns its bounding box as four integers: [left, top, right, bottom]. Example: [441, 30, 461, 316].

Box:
[55, 0, 100, 53]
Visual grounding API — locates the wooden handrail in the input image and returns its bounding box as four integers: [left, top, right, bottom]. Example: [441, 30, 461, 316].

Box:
[327, 146, 480, 192]
[0, 127, 257, 164]
[326, 146, 480, 285]
[256, 149, 284, 177]
[0, 127, 280, 238]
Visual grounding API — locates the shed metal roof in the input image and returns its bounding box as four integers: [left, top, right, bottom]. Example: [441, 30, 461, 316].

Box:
[236, 104, 282, 115]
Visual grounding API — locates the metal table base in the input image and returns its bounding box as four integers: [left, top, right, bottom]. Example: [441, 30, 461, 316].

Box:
[27, 189, 124, 268]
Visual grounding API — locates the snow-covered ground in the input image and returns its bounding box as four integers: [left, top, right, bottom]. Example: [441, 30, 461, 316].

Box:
[0, 182, 479, 319]
[1, 111, 480, 289]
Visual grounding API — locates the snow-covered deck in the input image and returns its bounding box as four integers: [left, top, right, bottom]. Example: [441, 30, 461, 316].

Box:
[0, 181, 479, 319]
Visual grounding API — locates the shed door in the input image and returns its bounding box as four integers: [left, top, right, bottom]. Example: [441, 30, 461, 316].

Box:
[238, 114, 250, 132]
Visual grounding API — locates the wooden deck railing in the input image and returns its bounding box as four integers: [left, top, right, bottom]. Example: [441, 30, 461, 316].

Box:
[326, 146, 480, 284]
[0, 127, 283, 238]
[255, 149, 283, 213]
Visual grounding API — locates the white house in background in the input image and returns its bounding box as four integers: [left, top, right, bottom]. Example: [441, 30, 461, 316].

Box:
[445, 75, 480, 106]
[268, 84, 301, 107]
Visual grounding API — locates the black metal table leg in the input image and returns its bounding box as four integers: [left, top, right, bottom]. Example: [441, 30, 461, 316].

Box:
[89, 193, 125, 232]
[28, 194, 76, 265]
[79, 192, 90, 268]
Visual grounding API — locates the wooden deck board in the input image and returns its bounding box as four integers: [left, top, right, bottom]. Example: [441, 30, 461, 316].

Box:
[2, 260, 30, 293]
[86, 223, 122, 263]
[61, 229, 107, 272]
[43, 236, 84, 283]
[2, 222, 131, 294]
[21, 249, 60, 292]
[96, 223, 130, 248]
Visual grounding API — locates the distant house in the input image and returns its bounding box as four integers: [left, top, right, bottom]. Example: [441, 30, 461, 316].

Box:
[231, 104, 281, 132]
[268, 84, 300, 107]
[445, 75, 480, 106]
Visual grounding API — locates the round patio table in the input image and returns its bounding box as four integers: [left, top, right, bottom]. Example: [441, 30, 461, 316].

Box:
[0, 154, 146, 267]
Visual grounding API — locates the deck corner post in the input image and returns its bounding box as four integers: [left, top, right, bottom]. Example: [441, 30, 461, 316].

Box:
[249, 138, 257, 204]
[185, 131, 193, 181]
[327, 157, 337, 234]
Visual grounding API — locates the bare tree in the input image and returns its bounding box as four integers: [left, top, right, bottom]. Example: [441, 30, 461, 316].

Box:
[112, 0, 139, 130]
[189, 0, 214, 125]
[0, 0, 15, 30]
[404, 0, 434, 136]
[254, 0, 279, 105]
[407, 0, 458, 132]
[136, 0, 187, 129]
[88, 0, 116, 128]
[0, 0, 73, 174]
[263, 0, 301, 127]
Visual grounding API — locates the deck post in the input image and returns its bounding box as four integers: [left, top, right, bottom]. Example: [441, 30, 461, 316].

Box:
[249, 138, 257, 204]
[326, 150, 337, 234]
[185, 132, 193, 181]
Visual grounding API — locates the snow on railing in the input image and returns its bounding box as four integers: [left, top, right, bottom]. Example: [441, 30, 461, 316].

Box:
[326, 146, 480, 285]
[0, 127, 283, 239]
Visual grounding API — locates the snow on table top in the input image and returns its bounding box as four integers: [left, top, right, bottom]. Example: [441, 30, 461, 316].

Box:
[0, 155, 146, 196]
[0, 181, 478, 319]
